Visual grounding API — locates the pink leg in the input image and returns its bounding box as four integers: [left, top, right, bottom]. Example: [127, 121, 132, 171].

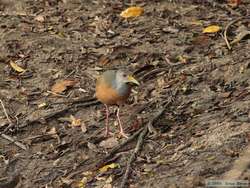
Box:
[116, 107, 128, 138]
[104, 104, 110, 136]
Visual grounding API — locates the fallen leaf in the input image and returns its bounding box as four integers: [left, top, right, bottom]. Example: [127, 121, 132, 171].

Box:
[120, 7, 144, 18]
[38, 102, 47, 108]
[99, 55, 110, 65]
[51, 79, 78, 94]
[87, 142, 98, 152]
[78, 177, 87, 188]
[10, 61, 26, 73]
[102, 183, 112, 188]
[190, 20, 203, 26]
[69, 115, 81, 127]
[81, 123, 87, 133]
[34, 15, 45, 22]
[202, 25, 221, 33]
[60, 177, 74, 185]
[47, 127, 57, 135]
[231, 30, 250, 45]
[228, 0, 241, 7]
[177, 55, 189, 64]
[99, 137, 119, 149]
[99, 163, 120, 173]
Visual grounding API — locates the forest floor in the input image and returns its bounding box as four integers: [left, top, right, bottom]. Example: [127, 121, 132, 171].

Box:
[0, 0, 250, 188]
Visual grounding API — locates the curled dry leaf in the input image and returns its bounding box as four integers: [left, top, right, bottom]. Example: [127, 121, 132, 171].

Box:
[10, 61, 26, 73]
[202, 25, 221, 33]
[51, 79, 78, 94]
[120, 6, 144, 18]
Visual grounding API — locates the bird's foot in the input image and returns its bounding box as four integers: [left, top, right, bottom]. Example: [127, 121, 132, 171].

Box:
[119, 131, 129, 139]
[104, 130, 114, 137]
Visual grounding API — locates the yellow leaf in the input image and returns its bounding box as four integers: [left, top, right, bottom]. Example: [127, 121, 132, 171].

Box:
[203, 25, 221, 33]
[69, 115, 82, 127]
[120, 7, 144, 18]
[78, 177, 87, 188]
[99, 163, 120, 173]
[10, 61, 26, 73]
[38, 102, 47, 108]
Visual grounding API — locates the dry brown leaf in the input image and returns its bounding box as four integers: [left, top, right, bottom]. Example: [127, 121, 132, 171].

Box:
[228, 0, 241, 7]
[10, 61, 26, 73]
[34, 15, 45, 22]
[99, 137, 119, 149]
[87, 142, 98, 152]
[47, 127, 58, 139]
[51, 79, 78, 94]
[203, 25, 221, 33]
[81, 122, 87, 133]
[120, 7, 144, 18]
[99, 55, 110, 65]
[47, 127, 57, 135]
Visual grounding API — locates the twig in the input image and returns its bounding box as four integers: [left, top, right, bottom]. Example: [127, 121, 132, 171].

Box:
[1, 133, 27, 150]
[140, 68, 168, 81]
[120, 125, 148, 188]
[0, 99, 12, 125]
[95, 128, 143, 169]
[120, 103, 169, 188]
[20, 98, 100, 129]
[223, 143, 250, 180]
[96, 102, 155, 169]
[223, 17, 243, 50]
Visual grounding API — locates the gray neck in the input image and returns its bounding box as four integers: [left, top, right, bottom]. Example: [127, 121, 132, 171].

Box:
[114, 80, 130, 96]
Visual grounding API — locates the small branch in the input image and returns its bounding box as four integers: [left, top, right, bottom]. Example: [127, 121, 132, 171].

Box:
[20, 98, 100, 129]
[1, 133, 27, 150]
[120, 102, 169, 188]
[223, 17, 243, 50]
[96, 128, 143, 169]
[120, 125, 148, 188]
[0, 99, 12, 125]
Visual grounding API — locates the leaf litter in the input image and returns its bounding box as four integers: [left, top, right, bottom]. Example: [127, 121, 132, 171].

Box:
[1, 1, 250, 188]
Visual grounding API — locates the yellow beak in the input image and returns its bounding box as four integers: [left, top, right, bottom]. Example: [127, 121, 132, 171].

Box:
[127, 75, 140, 85]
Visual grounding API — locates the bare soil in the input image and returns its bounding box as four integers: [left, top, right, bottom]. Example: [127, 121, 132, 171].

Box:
[0, 1, 250, 188]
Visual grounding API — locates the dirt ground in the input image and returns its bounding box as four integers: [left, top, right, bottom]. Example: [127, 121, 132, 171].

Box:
[0, 0, 250, 188]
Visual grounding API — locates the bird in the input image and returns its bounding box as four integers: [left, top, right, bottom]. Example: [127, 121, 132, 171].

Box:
[96, 70, 139, 138]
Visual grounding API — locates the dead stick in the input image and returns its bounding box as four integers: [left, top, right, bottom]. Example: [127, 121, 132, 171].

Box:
[20, 100, 100, 128]
[223, 17, 243, 50]
[1, 133, 27, 150]
[120, 125, 148, 188]
[0, 99, 12, 125]
[96, 128, 143, 169]
[120, 106, 167, 188]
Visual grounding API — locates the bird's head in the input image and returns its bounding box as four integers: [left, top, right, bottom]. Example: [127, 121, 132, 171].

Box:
[116, 70, 140, 86]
